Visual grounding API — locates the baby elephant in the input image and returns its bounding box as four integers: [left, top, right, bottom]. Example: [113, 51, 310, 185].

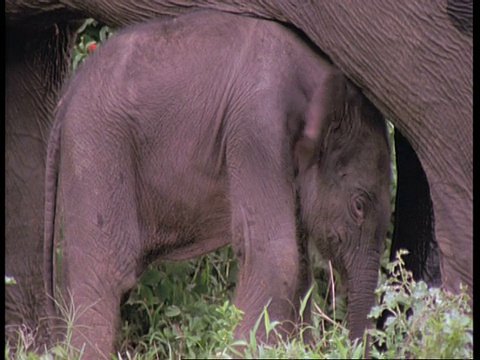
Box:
[45, 10, 391, 358]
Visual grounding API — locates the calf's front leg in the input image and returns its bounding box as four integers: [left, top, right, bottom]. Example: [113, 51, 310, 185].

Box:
[227, 114, 301, 343]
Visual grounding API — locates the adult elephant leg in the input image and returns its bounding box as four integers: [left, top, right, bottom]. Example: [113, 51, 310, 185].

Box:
[228, 112, 300, 343]
[430, 182, 472, 300]
[391, 131, 441, 286]
[378, 131, 442, 332]
[413, 123, 473, 302]
[5, 24, 76, 348]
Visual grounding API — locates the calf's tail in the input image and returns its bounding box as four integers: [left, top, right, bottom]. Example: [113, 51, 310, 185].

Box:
[44, 115, 62, 331]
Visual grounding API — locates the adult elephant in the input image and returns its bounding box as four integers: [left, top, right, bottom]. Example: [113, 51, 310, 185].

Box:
[6, 0, 472, 348]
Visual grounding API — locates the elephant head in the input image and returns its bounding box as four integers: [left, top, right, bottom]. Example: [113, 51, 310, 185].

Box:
[297, 81, 391, 340]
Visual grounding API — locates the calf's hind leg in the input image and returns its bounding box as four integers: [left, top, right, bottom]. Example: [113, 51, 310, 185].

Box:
[57, 134, 140, 358]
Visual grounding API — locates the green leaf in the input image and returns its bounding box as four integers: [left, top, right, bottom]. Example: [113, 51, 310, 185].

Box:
[140, 268, 163, 286]
[99, 26, 111, 43]
[165, 305, 181, 318]
[139, 285, 156, 305]
[76, 18, 96, 34]
[299, 285, 314, 318]
[5, 276, 16, 285]
[72, 52, 84, 64]
[368, 305, 384, 319]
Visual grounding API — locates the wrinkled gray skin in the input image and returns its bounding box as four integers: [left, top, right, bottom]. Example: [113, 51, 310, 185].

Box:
[44, 11, 391, 358]
[6, 0, 472, 354]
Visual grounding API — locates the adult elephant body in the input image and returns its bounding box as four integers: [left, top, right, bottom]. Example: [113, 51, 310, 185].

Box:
[44, 12, 391, 357]
[5, 0, 472, 352]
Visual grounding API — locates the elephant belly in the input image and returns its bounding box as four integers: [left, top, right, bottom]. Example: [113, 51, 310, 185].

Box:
[137, 166, 232, 262]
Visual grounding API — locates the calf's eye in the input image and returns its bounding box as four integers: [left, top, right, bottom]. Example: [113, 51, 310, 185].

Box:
[353, 197, 364, 218]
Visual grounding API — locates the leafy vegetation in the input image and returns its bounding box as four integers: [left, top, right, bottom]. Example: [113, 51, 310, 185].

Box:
[6, 248, 472, 359]
[5, 19, 472, 360]
[369, 250, 472, 359]
[70, 19, 113, 73]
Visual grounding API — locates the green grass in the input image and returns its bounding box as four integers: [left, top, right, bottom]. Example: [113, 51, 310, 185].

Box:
[6, 249, 472, 359]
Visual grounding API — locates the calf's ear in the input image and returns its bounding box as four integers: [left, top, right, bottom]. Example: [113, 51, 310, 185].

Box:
[294, 70, 348, 172]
